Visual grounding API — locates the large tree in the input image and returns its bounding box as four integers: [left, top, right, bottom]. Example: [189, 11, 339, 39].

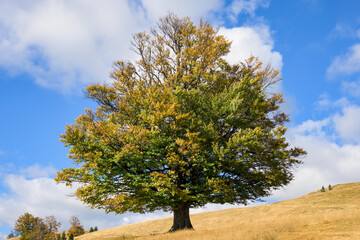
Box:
[55, 14, 306, 232]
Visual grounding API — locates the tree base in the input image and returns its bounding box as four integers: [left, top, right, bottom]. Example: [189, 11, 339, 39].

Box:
[168, 203, 194, 232]
[168, 223, 194, 232]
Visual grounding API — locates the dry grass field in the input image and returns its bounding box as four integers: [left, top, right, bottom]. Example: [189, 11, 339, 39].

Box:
[74, 182, 360, 240]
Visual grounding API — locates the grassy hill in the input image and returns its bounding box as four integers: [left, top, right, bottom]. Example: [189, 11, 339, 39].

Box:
[73, 182, 360, 240]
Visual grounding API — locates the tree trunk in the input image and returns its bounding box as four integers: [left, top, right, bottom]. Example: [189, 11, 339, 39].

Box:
[169, 202, 193, 232]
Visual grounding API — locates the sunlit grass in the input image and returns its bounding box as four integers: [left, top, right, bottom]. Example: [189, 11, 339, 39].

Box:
[75, 182, 360, 240]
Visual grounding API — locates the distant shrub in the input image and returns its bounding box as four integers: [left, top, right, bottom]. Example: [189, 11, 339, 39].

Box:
[94, 226, 98, 231]
[68, 233, 74, 240]
[328, 184, 332, 191]
[321, 186, 325, 192]
[89, 227, 94, 233]
[67, 225, 85, 237]
[6, 232, 15, 239]
[61, 231, 66, 240]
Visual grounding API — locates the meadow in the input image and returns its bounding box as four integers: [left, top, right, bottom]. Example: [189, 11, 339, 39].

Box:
[75, 182, 360, 240]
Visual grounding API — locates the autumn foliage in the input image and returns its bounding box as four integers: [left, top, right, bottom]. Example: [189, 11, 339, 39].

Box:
[55, 14, 305, 231]
[10, 213, 61, 240]
[67, 215, 85, 237]
[67, 225, 85, 237]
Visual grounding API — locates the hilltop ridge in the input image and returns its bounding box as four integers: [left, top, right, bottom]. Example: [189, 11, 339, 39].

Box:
[75, 182, 360, 240]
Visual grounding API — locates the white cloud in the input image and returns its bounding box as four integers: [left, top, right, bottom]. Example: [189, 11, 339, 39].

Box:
[327, 44, 360, 78]
[328, 24, 359, 40]
[228, 0, 269, 18]
[218, 24, 284, 98]
[0, 0, 277, 93]
[0, 0, 146, 92]
[333, 105, 360, 144]
[342, 80, 360, 97]
[270, 107, 360, 200]
[0, 233, 6, 240]
[316, 93, 349, 110]
[291, 118, 331, 138]
[219, 25, 282, 71]
[140, 0, 223, 23]
[18, 164, 56, 178]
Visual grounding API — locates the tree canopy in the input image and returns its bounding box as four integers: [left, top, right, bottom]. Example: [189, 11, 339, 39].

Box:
[55, 14, 306, 231]
[11, 213, 61, 240]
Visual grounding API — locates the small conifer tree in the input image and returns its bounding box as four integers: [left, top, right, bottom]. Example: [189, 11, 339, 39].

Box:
[68, 233, 74, 240]
[328, 184, 332, 191]
[94, 226, 98, 231]
[321, 186, 325, 192]
[89, 227, 94, 233]
[6, 232, 15, 239]
[61, 231, 66, 240]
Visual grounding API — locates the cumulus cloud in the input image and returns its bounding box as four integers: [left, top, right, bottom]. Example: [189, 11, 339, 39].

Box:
[316, 93, 349, 110]
[218, 24, 284, 98]
[228, 0, 270, 19]
[326, 25, 360, 98]
[328, 23, 360, 40]
[219, 25, 282, 71]
[0, 0, 146, 92]
[333, 105, 360, 144]
[327, 44, 360, 78]
[0, 0, 278, 93]
[18, 164, 56, 178]
[270, 104, 360, 200]
[141, 0, 223, 23]
[342, 80, 360, 97]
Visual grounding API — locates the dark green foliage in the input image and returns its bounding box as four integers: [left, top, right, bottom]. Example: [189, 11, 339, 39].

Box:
[94, 226, 98, 231]
[68, 233, 74, 240]
[328, 184, 332, 191]
[6, 232, 15, 239]
[89, 227, 94, 233]
[321, 186, 326, 192]
[61, 231, 66, 240]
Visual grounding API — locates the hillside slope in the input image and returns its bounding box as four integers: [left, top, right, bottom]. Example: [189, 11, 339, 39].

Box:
[76, 182, 360, 240]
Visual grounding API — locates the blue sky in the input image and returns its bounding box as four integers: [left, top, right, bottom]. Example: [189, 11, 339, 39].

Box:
[1, 0, 360, 238]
